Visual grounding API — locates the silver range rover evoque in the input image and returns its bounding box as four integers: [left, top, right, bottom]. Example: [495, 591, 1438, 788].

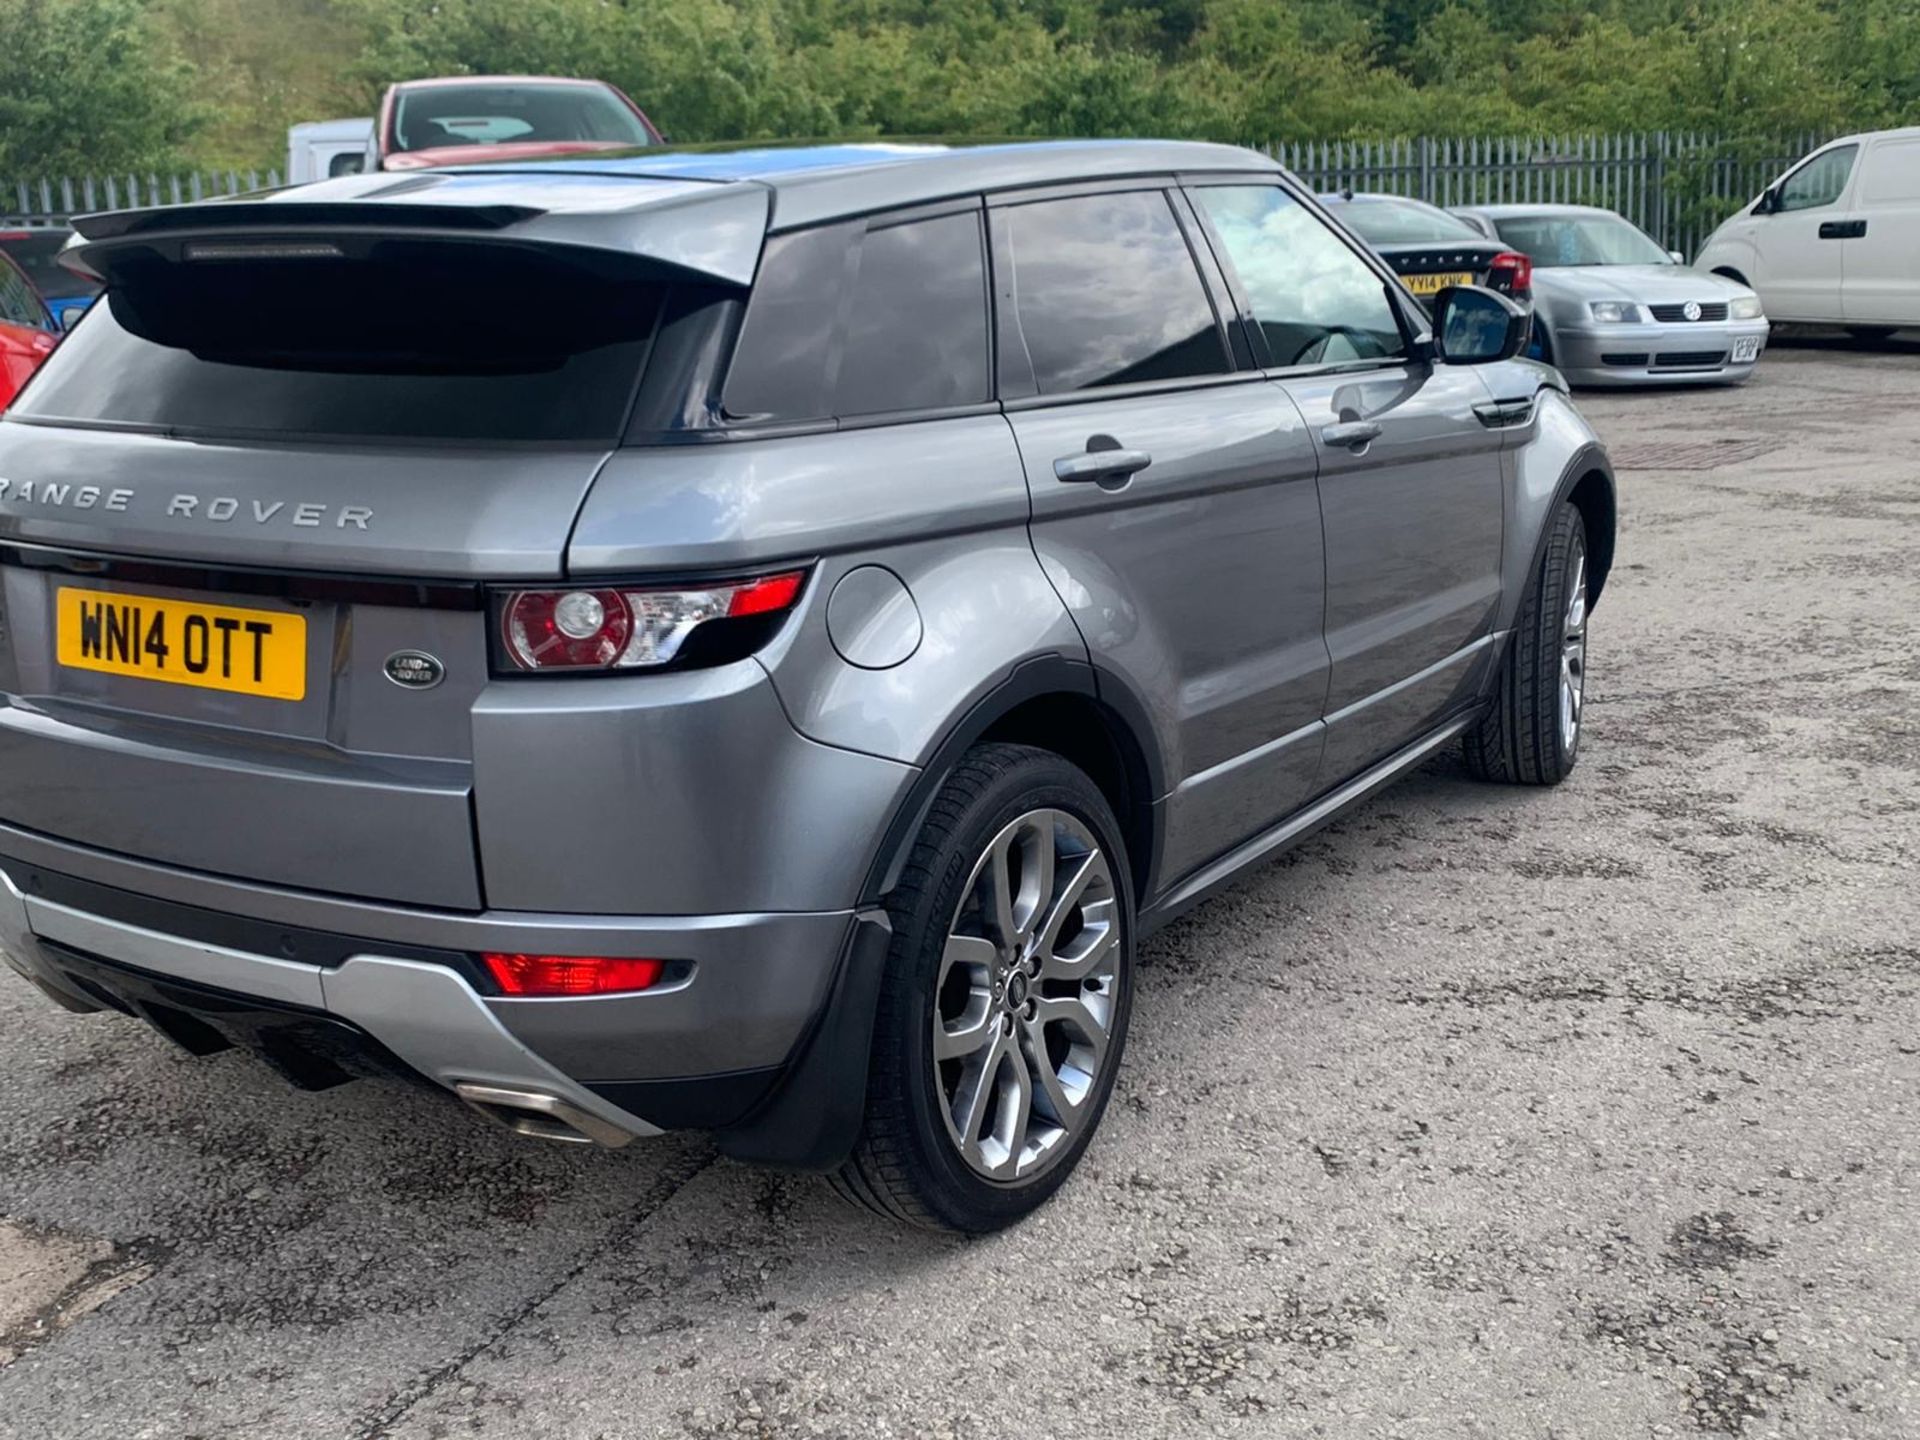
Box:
[0, 141, 1615, 1232]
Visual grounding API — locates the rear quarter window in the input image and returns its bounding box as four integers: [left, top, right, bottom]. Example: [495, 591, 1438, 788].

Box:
[722, 208, 990, 424]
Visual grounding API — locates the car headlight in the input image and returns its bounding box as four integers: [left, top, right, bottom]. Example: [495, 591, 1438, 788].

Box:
[1589, 301, 1641, 323]
[1730, 295, 1764, 321]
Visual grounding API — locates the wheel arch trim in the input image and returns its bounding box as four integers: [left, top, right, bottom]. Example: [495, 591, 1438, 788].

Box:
[857, 654, 1168, 907]
[1501, 430, 1616, 639]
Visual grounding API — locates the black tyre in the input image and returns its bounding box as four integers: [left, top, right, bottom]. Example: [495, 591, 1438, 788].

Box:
[1465, 500, 1589, 785]
[1847, 325, 1898, 343]
[831, 743, 1134, 1232]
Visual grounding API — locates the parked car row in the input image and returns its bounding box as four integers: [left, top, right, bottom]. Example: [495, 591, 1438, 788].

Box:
[1323, 193, 1769, 388]
[1315, 126, 1917, 389]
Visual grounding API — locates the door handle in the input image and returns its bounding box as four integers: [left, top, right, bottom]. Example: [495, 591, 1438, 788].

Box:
[1053, 442, 1152, 489]
[1818, 219, 1867, 239]
[1322, 420, 1382, 451]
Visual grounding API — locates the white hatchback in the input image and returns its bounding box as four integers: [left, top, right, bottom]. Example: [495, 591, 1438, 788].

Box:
[1696, 128, 1920, 335]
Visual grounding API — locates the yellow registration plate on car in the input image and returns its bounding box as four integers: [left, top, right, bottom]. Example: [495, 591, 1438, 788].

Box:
[1404, 271, 1474, 297]
[55, 587, 307, 701]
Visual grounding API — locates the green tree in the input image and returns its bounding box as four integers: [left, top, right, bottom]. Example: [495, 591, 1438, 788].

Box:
[0, 0, 204, 174]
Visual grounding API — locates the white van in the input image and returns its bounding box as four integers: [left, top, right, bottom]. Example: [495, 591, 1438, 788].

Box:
[1696, 127, 1920, 335]
[286, 118, 375, 185]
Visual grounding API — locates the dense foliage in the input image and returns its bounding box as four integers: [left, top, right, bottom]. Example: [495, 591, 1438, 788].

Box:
[2, 0, 1916, 173]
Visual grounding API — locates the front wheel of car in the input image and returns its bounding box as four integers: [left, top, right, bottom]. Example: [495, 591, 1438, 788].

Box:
[1465, 500, 1588, 785]
[831, 743, 1134, 1232]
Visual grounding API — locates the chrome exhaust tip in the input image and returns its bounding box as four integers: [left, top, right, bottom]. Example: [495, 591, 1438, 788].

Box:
[453, 1082, 638, 1149]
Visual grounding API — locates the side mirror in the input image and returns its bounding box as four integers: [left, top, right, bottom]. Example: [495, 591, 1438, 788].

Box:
[1432, 284, 1529, 365]
[1667, 249, 1686, 265]
[59, 305, 86, 332]
[1753, 187, 1780, 216]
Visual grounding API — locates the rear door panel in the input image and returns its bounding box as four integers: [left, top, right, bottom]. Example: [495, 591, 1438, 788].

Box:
[1013, 381, 1329, 885]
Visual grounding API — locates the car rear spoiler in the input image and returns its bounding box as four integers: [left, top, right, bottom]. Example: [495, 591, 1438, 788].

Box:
[61, 170, 771, 288]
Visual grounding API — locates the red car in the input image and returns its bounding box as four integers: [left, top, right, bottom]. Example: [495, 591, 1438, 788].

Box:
[0, 251, 58, 410]
[376, 76, 662, 172]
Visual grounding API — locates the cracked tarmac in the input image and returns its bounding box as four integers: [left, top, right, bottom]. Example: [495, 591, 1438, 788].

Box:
[2, 334, 1917, 1438]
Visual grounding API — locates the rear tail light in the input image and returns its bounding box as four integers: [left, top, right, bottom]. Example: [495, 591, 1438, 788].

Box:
[481, 952, 667, 996]
[494, 569, 806, 673]
[1490, 251, 1533, 295]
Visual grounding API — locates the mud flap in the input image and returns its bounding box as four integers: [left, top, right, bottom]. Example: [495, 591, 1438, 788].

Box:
[714, 908, 893, 1172]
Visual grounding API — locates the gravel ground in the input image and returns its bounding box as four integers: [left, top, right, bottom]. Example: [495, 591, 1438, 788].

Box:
[2, 336, 1917, 1440]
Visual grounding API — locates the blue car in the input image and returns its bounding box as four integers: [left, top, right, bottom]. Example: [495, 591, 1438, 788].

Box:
[0, 226, 99, 329]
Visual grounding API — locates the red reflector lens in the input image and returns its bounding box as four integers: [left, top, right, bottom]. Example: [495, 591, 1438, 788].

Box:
[1491, 251, 1533, 291]
[481, 953, 667, 997]
[500, 588, 632, 671]
[726, 570, 806, 618]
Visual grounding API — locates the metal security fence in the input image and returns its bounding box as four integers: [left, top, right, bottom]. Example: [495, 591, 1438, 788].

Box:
[1268, 131, 1830, 259]
[2, 170, 281, 227]
[3, 130, 1828, 256]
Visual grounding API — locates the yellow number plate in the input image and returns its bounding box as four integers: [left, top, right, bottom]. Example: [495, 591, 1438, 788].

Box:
[1404, 270, 1475, 296]
[56, 587, 307, 701]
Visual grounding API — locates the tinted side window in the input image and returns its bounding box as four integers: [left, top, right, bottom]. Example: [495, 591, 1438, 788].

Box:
[723, 210, 989, 423]
[1193, 185, 1404, 368]
[1779, 145, 1857, 212]
[997, 190, 1227, 394]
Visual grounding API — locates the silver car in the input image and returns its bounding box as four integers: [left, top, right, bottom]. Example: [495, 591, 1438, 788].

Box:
[1452, 203, 1769, 387]
[0, 142, 1614, 1232]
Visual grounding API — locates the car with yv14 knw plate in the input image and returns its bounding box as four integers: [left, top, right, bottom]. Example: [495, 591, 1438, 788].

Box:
[1317, 191, 1534, 309]
[0, 141, 1614, 1232]
[1451, 204, 1768, 386]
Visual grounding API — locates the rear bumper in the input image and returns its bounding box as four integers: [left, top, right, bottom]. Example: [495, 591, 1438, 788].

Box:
[0, 834, 873, 1147]
[1552, 318, 1770, 387]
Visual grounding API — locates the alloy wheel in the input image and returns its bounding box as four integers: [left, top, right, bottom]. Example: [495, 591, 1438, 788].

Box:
[932, 809, 1122, 1183]
[1560, 543, 1588, 754]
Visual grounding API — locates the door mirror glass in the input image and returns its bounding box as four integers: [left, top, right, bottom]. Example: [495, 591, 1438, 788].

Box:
[1754, 186, 1780, 216]
[1432, 285, 1528, 365]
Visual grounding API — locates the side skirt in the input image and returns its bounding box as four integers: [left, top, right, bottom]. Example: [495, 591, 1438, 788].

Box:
[1139, 712, 1478, 935]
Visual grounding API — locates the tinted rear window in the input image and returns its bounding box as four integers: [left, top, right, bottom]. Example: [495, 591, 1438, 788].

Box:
[1334, 199, 1484, 246]
[996, 190, 1227, 394]
[11, 243, 661, 443]
[723, 210, 990, 423]
[0, 231, 99, 299]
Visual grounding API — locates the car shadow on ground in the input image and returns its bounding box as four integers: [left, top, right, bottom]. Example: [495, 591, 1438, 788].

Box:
[1764, 323, 1920, 354]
